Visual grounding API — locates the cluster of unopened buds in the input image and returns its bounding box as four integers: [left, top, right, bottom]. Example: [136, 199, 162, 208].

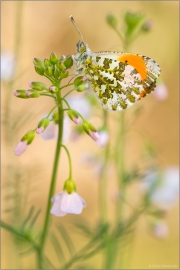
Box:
[13, 52, 105, 216]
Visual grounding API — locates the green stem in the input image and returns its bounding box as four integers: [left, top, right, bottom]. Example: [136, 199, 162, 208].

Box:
[38, 91, 64, 268]
[60, 144, 72, 179]
[40, 93, 56, 99]
[61, 82, 74, 90]
[63, 88, 76, 98]
[47, 105, 59, 118]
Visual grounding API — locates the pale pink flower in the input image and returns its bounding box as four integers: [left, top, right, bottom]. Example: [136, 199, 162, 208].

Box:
[97, 131, 109, 147]
[40, 115, 71, 143]
[89, 131, 100, 142]
[141, 167, 179, 210]
[1, 51, 15, 81]
[50, 191, 86, 217]
[152, 221, 169, 239]
[36, 127, 44, 134]
[153, 83, 168, 100]
[67, 95, 92, 119]
[14, 141, 28, 156]
[72, 116, 80, 124]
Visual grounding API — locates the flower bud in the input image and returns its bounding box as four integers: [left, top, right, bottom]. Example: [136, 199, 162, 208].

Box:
[26, 89, 40, 98]
[141, 20, 154, 32]
[21, 130, 36, 145]
[13, 90, 28, 99]
[60, 70, 69, 79]
[76, 83, 88, 92]
[53, 67, 60, 78]
[63, 56, 73, 69]
[63, 179, 76, 194]
[49, 85, 58, 92]
[106, 14, 117, 28]
[82, 121, 100, 141]
[50, 52, 58, 64]
[56, 61, 65, 71]
[74, 76, 86, 86]
[33, 58, 45, 75]
[68, 109, 80, 124]
[14, 141, 28, 156]
[44, 58, 51, 67]
[36, 117, 50, 134]
[28, 81, 46, 91]
[45, 66, 53, 77]
[52, 112, 59, 124]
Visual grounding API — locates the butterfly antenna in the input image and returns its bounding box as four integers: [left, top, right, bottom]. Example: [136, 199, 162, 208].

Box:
[70, 15, 84, 41]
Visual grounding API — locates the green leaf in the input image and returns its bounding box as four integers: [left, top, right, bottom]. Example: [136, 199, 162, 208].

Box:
[58, 225, 76, 256]
[50, 232, 66, 264]
[29, 209, 41, 229]
[73, 221, 92, 237]
[21, 206, 35, 230]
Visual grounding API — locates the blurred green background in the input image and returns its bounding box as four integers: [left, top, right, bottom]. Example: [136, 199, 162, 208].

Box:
[1, 1, 179, 269]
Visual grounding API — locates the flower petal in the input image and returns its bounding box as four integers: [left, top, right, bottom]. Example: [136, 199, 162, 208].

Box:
[61, 192, 84, 214]
[50, 193, 66, 217]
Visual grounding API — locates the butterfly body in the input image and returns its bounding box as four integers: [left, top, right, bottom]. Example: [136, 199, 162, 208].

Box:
[73, 41, 161, 111]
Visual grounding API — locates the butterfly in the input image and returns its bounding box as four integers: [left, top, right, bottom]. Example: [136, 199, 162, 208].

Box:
[70, 16, 161, 111]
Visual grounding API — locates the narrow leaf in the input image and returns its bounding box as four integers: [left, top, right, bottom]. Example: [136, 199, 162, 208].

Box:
[58, 225, 76, 256]
[50, 232, 66, 265]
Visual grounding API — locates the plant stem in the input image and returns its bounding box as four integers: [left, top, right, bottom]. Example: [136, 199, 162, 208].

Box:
[60, 144, 72, 179]
[38, 92, 64, 268]
[99, 110, 109, 223]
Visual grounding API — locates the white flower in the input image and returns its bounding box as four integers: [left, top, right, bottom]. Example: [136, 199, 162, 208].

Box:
[40, 115, 71, 143]
[153, 83, 168, 100]
[67, 95, 92, 119]
[141, 167, 179, 210]
[1, 51, 15, 81]
[14, 141, 28, 156]
[97, 130, 109, 147]
[50, 191, 86, 217]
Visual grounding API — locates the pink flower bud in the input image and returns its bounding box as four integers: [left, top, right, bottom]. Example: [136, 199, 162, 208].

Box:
[28, 82, 33, 88]
[14, 141, 28, 156]
[13, 91, 18, 96]
[82, 76, 87, 82]
[72, 116, 80, 124]
[36, 127, 44, 134]
[89, 131, 100, 142]
[26, 90, 31, 96]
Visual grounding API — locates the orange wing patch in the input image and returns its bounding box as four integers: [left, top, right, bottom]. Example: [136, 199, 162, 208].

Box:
[118, 54, 147, 81]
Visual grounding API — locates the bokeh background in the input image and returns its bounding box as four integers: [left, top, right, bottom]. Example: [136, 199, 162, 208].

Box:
[1, 1, 179, 269]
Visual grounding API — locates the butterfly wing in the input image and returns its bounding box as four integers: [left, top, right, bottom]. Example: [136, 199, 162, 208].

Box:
[84, 52, 161, 111]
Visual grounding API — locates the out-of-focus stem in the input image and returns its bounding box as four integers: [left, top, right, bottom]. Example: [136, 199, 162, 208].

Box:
[99, 110, 109, 222]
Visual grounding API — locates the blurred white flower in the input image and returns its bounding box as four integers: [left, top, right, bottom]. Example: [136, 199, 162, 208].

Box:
[14, 141, 28, 156]
[40, 115, 71, 143]
[67, 95, 92, 119]
[1, 51, 16, 81]
[153, 83, 168, 100]
[151, 221, 169, 239]
[141, 167, 179, 210]
[97, 130, 109, 147]
[50, 191, 86, 217]
[81, 152, 104, 178]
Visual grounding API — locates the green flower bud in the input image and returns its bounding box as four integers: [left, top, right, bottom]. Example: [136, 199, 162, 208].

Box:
[13, 90, 29, 99]
[68, 109, 80, 124]
[56, 61, 65, 71]
[76, 83, 88, 92]
[38, 118, 50, 129]
[74, 76, 85, 86]
[53, 67, 60, 78]
[28, 81, 46, 91]
[50, 52, 58, 64]
[82, 121, 96, 134]
[33, 58, 45, 75]
[34, 65, 44, 76]
[21, 130, 36, 145]
[106, 14, 117, 28]
[63, 56, 73, 69]
[45, 66, 53, 77]
[44, 58, 51, 67]
[63, 179, 76, 194]
[60, 70, 69, 79]
[124, 12, 145, 35]
[26, 89, 40, 98]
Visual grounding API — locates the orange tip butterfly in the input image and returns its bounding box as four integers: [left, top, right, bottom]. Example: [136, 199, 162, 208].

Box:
[70, 16, 161, 111]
